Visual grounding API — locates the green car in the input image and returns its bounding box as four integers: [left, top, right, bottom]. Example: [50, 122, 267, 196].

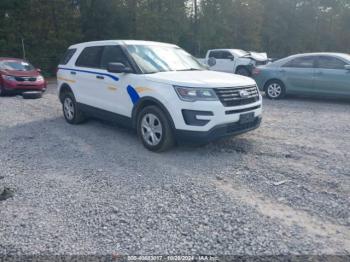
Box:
[253, 53, 350, 99]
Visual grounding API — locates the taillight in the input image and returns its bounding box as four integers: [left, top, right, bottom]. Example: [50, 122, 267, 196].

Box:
[252, 68, 261, 75]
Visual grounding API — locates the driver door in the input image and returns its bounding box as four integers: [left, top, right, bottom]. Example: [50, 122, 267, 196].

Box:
[208, 51, 234, 73]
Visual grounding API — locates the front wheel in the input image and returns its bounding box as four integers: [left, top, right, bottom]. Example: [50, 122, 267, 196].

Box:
[62, 92, 86, 124]
[265, 80, 286, 100]
[137, 106, 175, 152]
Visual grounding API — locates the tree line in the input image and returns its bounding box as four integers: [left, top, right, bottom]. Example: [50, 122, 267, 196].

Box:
[1, 0, 350, 75]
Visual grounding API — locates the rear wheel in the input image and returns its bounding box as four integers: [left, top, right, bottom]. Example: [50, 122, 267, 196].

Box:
[137, 106, 174, 152]
[265, 80, 286, 99]
[62, 92, 86, 124]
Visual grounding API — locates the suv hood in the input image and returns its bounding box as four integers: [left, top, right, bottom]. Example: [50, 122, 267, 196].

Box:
[0, 69, 39, 77]
[144, 70, 256, 88]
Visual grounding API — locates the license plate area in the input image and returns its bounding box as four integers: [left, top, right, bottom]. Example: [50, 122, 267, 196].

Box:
[239, 112, 255, 124]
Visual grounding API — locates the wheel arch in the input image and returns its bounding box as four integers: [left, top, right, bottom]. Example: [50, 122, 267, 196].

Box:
[58, 83, 73, 103]
[131, 97, 176, 130]
[235, 65, 252, 75]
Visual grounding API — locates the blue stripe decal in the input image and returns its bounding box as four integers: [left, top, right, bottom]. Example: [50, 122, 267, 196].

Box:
[127, 85, 140, 104]
[58, 67, 119, 81]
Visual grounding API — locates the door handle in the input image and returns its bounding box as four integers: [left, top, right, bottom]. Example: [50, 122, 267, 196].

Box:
[279, 69, 286, 73]
[96, 75, 104, 80]
[315, 71, 323, 75]
[70, 71, 76, 75]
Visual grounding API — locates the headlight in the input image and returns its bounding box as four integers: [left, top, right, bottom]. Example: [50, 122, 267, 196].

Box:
[2, 75, 16, 81]
[174, 86, 218, 102]
[36, 75, 44, 82]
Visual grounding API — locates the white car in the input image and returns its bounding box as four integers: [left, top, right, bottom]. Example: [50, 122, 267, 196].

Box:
[199, 49, 269, 76]
[57, 40, 262, 152]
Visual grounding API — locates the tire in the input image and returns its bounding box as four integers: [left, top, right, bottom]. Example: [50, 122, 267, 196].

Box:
[22, 91, 42, 99]
[137, 105, 175, 152]
[62, 92, 86, 124]
[235, 67, 251, 76]
[0, 85, 6, 97]
[264, 80, 286, 100]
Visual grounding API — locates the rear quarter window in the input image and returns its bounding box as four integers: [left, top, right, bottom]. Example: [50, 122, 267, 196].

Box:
[59, 48, 77, 65]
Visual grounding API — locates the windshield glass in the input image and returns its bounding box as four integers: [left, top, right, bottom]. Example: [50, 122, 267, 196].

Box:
[126, 45, 205, 74]
[0, 60, 35, 71]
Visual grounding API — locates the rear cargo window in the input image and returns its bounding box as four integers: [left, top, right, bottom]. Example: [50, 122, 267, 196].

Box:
[59, 49, 77, 65]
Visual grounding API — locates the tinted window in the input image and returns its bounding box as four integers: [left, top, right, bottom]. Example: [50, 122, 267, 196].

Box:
[221, 51, 233, 59]
[209, 51, 232, 59]
[59, 48, 77, 65]
[283, 56, 315, 68]
[100, 46, 130, 69]
[76, 46, 104, 68]
[209, 51, 222, 59]
[318, 56, 346, 70]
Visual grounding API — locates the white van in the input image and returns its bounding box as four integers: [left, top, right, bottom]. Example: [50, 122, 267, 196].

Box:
[57, 40, 262, 152]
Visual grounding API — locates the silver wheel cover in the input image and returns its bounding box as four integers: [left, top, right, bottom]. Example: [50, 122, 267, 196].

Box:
[63, 97, 75, 120]
[267, 83, 282, 98]
[141, 113, 163, 146]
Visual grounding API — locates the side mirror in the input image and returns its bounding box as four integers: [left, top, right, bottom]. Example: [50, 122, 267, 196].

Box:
[344, 65, 350, 70]
[37, 68, 42, 73]
[228, 55, 234, 61]
[208, 57, 216, 67]
[107, 62, 133, 74]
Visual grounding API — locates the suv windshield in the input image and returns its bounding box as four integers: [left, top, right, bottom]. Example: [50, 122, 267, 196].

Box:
[0, 60, 35, 71]
[126, 45, 205, 74]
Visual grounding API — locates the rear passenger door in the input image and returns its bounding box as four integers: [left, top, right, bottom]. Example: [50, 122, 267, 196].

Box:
[314, 56, 350, 96]
[74, 46, 104, 107]
[281, 56, 316, 94]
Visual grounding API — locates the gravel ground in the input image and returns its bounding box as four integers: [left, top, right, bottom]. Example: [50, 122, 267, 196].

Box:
[0, 83, 349, 256]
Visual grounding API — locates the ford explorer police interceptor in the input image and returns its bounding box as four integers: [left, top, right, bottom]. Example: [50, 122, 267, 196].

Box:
[57, 40, 262, 152]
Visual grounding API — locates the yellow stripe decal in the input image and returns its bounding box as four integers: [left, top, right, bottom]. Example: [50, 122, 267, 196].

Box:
[135, 87, 153, 93]
[58, 77, 76, 83]
[108, 86, 118, 91]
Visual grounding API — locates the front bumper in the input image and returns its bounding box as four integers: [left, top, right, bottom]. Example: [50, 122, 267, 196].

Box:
[3, 80, 47, 93]
[175, 116, 262, 144]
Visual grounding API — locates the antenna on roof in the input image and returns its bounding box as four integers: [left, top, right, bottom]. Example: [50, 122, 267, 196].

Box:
[21, 38, 26, 60]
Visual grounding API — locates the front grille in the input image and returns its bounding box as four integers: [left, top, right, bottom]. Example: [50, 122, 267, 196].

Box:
[214, 85, 260, 107]
[15, 76, 36, 82]
[227, 117, 260, 134]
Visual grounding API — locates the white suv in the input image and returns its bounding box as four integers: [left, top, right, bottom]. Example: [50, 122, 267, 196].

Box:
[57, 40, 262, 152]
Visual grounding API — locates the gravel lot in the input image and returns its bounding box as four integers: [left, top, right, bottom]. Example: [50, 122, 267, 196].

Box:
[0, 83, 349, 256]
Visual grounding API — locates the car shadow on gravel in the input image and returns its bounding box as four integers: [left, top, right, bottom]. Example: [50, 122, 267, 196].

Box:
[262, 93, 350, 105]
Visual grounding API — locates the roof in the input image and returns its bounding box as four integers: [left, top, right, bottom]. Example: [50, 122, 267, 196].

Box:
[69, 40, 178, 49]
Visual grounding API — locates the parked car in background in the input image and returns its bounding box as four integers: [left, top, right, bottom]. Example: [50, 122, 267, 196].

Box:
[253, 53, 350, 99]
[57, 40, 262, 152]
[0, 58, 46, 96]
[199, 49, 270, 76]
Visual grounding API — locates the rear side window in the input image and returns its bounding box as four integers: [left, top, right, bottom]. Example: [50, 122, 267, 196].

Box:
[317, 56, 346, 70]
[59, 48, 77, 65]
[283, 56, 315, 68]
[100, 46, 131, 69]
[75, 46, 104, 68]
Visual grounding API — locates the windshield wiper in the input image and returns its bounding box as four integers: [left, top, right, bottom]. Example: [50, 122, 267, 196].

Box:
[176, 68, 202, 71]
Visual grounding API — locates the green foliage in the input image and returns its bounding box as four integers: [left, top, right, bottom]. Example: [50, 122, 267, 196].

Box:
[1, 0, 350, 75]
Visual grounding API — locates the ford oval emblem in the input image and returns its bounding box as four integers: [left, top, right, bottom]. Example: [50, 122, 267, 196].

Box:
[239, 90, 249, 98]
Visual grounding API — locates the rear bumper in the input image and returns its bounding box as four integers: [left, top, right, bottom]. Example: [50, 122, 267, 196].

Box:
[175, 116, 262, 144]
